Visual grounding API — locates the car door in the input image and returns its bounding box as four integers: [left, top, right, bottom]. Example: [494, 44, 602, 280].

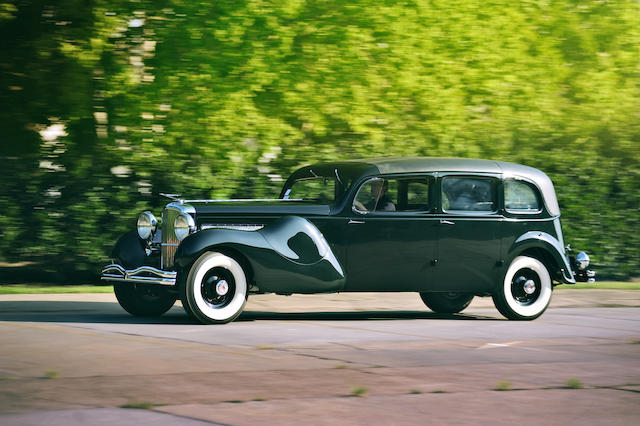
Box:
[345, 175, 439, 291]
[435, 174, 502, 293]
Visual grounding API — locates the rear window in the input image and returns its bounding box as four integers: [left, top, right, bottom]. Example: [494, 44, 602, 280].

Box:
[504, 179, 541, 213]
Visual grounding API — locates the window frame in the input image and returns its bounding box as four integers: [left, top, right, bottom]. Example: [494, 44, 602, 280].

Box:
[283, 175, 342, 205]
[503, 177, 544, 215]
[351, 174, 436, 216]
[439, 174, 500, 215]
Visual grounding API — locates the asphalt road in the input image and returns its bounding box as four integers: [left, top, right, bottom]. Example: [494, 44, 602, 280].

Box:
[0, 290, 639, 425]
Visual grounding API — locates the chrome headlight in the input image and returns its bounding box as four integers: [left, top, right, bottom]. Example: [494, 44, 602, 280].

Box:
[174, 213, 195, 241]
[137, 211, 157, 240]
[575, 252, 590, 270]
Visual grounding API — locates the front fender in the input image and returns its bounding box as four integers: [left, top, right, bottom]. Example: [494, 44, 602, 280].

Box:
[509, 231, 575, 284]
[111, 230, 147, 269]
[174, 216, 345, 294]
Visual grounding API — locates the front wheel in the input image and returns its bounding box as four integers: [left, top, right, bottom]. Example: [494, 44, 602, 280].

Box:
[114, 283, 177, 317]
[183, 252, 248, 324]
[492, 256, 552, 320]
[420, 292, 474, 314]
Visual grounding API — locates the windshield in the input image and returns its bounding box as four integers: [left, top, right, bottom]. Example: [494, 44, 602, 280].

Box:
[281, 167, 356, 205]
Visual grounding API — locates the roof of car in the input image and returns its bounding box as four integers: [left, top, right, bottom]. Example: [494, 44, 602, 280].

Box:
[294, 157, 560, 216]
[342, 157, 526, 175]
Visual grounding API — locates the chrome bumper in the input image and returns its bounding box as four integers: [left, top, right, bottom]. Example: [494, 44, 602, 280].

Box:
[575, 268, 596, 284]
[101, 264, 177, 286]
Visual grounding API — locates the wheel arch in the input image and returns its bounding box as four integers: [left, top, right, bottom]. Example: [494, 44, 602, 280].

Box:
[174, 217, 345, 294]
[175, 242, 256, 291]
[507, 231, 575, 284]
[519, 247, 558, 283]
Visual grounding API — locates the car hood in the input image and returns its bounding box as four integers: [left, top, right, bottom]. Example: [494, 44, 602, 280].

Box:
[189, 200, 331, 217]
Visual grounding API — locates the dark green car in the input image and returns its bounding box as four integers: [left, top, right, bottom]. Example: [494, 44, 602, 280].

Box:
[102, 157, 594, 323]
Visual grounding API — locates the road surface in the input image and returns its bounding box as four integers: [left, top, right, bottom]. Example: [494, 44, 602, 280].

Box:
[0, 290, 639, 425]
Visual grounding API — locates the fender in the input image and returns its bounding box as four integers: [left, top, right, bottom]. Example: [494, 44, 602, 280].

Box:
[111, 230, 148, 269]
[174, 216, 345, 294]
[509, 231, 575, 284]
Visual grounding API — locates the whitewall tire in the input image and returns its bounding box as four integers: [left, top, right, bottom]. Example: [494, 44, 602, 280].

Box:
[492, 256, 552, 320]
[184, 252, 248, 324]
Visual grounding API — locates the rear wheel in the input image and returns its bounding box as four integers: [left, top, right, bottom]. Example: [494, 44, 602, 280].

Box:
[419, 292, 474, 314]
[114, 283, 177, 317]
[492, 256, 552, 320]
[183, 252, 248, 324]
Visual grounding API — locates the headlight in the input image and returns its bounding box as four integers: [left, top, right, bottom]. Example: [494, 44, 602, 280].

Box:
[174, 213, 195, 241]
[575, 252, 590, 270]
[137, 211, 157, 240]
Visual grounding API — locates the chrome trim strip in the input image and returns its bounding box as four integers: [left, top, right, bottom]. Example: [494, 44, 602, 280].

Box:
[101, 264, 176, 286]
[162, 195, 303, 204]
[200, 224, 265, 231]
[179, 198, 302, 203]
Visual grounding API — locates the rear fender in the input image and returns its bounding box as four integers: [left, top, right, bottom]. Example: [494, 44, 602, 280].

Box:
[508, 231, 575, 284]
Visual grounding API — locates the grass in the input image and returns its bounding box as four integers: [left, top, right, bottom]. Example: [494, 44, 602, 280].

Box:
[555, 281, 640, 290]
[120, 402, 160, 410]
[350, 386, 369, 397]
[409, 389, 422, 394]
[566, 378, 584, 389]
[44, 370, 59, 379]
[0, 285, 113, 294]
[494, 380, 512, 391]
[255, 344, 274, 350]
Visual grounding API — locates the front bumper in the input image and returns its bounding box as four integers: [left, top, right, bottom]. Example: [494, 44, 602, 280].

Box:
[570, 251, 595, 283]
[101, 264, 177, 286]
[574, 268, 596, 283]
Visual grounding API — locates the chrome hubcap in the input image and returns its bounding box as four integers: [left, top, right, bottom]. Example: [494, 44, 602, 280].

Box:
[511, 269, 541, 306]
[201, 268, 235, 308]
[216, 280, 229, 296]
[523, 279, 536, 295]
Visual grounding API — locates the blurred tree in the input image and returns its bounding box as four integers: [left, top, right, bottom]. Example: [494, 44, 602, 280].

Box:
[0, 0, 638, 281]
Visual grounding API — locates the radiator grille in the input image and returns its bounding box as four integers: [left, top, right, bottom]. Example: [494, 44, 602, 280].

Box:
[161, 208, 180, 269]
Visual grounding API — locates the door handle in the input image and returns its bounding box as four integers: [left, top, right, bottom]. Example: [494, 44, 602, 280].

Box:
[440, 219, 455, 225]
[348, 219, 365, 224]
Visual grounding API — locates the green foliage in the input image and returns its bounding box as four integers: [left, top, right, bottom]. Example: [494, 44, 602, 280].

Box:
[0, 0, 639, 281]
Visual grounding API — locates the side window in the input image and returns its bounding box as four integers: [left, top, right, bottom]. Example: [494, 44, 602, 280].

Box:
[353, 177, 432, 214]
[504, 179, 541, 213]
[405, 179, 431, 211]
[353, 178, 397, 213]
[441, 177, 496, 212]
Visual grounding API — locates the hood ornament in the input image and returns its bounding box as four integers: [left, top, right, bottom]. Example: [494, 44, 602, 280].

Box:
[159, 193, 184, 203]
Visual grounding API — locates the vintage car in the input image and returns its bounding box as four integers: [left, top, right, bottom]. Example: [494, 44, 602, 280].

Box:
[101, 157, 594, 323]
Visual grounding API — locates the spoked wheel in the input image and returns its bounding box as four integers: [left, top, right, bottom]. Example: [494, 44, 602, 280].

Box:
[493, 256, 552, 320]
[183, 252, 248, 324]
[419, 292, 474, 314]
[114, 282, 177, 317]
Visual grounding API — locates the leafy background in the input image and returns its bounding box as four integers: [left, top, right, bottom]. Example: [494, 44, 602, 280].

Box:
[1, 0, 638, 282]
